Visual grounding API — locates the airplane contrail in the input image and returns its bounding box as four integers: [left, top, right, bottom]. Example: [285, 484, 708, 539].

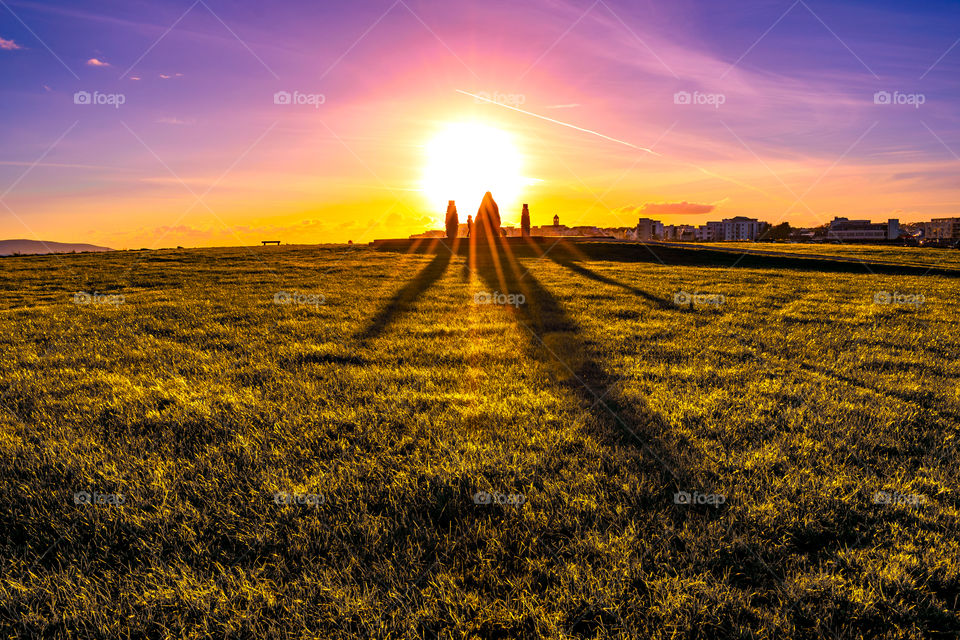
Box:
[456, 89, 661, 155]
[457, 89, 791, 205]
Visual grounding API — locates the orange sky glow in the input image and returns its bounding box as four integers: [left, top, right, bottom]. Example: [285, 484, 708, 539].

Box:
[2, 0, 958, 248]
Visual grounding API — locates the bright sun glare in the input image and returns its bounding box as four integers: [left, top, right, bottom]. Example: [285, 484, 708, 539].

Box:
[421, 122, 526, 223]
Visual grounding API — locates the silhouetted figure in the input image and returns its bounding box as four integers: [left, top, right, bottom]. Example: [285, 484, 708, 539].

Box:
[474, 191, 501, 243]
[467, 214, 473, 238]
[553, 214, 560, 227]
[445, 200, 459, 240]
[521, 203, 531, 237]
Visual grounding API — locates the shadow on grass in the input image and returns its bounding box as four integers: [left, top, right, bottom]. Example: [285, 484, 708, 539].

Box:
[358, 240, 898, 628]
[466, 244, 903, 629]
[470, 240, 702, 496]
[551, 241, 960, 278]
[373, 237, 960, 278]
[539, 249, 674, 309]
[355, 250, 452, 343]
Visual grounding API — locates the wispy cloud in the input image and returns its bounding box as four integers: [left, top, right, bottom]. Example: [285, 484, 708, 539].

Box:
[545, 103, 581, 109]
[631, 201, 719, 215]
[0, 37, 22, 50]
[86, 57, 110, 67]
[0, 160, 133, 171]
[157, 117, 195, 125]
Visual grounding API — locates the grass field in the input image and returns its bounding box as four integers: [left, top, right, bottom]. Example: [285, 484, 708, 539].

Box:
[1, 242, 958, 638]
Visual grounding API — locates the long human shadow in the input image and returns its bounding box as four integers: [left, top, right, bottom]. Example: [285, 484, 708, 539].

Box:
[354, 249, 452, 343]
[470, 241, 700, 493]
[539, 247, 674, 310]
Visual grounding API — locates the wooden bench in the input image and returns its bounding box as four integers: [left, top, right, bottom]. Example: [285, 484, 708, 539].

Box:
[261, 240, 280, 246]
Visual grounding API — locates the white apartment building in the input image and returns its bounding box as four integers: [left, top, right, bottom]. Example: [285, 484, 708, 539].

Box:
[635, 218, 664, 241]
[827, 217, 899, 241]
[923, 217, 960, 241]
[721, 216, 765, 241]
[694, 217, 764, 241]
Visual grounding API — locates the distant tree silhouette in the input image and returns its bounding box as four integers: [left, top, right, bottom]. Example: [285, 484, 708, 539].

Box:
[810, 223, 829, 240]
[474, 191, 501, 243]
[761, 222, 791, 241]
[521, 203, 531, 237]
[445, 201, 459, 240]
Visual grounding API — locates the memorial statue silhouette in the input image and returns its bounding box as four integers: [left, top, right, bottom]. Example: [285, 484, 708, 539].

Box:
[466, 214, 473, 239]
[445, 200, 458, 240]
[474, 191, 502, 243]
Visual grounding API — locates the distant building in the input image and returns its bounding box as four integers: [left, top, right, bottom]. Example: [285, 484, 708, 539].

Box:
[407, 205, 772, 243]
[695, 222, 722, 242]
[722, 216, 763, 241]
[409, 229, 446, 239]
[827, 217, 899, 242]
[528, 213, 607, 237]
[605, 226, 641, 241]
[635, 218, 664, 241]
[663, 224, 696, 241]
[569, 226, 606, 236]
[530, 219, 569, 236]
[529, 221, 608, 237]
[923, 217, 960, 241]
[691, 217, 763, 242]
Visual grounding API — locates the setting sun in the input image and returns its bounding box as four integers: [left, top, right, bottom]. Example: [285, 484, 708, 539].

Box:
[421, 122, 527, 224]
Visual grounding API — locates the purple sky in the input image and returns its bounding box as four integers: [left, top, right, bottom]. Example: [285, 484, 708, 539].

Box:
[1, 0, 958, 246]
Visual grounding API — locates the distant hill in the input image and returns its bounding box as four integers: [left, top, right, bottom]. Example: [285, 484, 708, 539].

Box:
[0, 239, 113, 256]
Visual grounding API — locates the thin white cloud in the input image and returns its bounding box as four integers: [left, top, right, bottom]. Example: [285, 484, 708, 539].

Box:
[545, 103, 581, 109]
[86, 57, 110, 67]
[0, 160, 133, 171]
[157, 117, 195, 125]
[0, 37, 22, 50]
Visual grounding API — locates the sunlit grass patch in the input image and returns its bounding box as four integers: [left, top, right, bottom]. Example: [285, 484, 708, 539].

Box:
[0, 245, 957, 637]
